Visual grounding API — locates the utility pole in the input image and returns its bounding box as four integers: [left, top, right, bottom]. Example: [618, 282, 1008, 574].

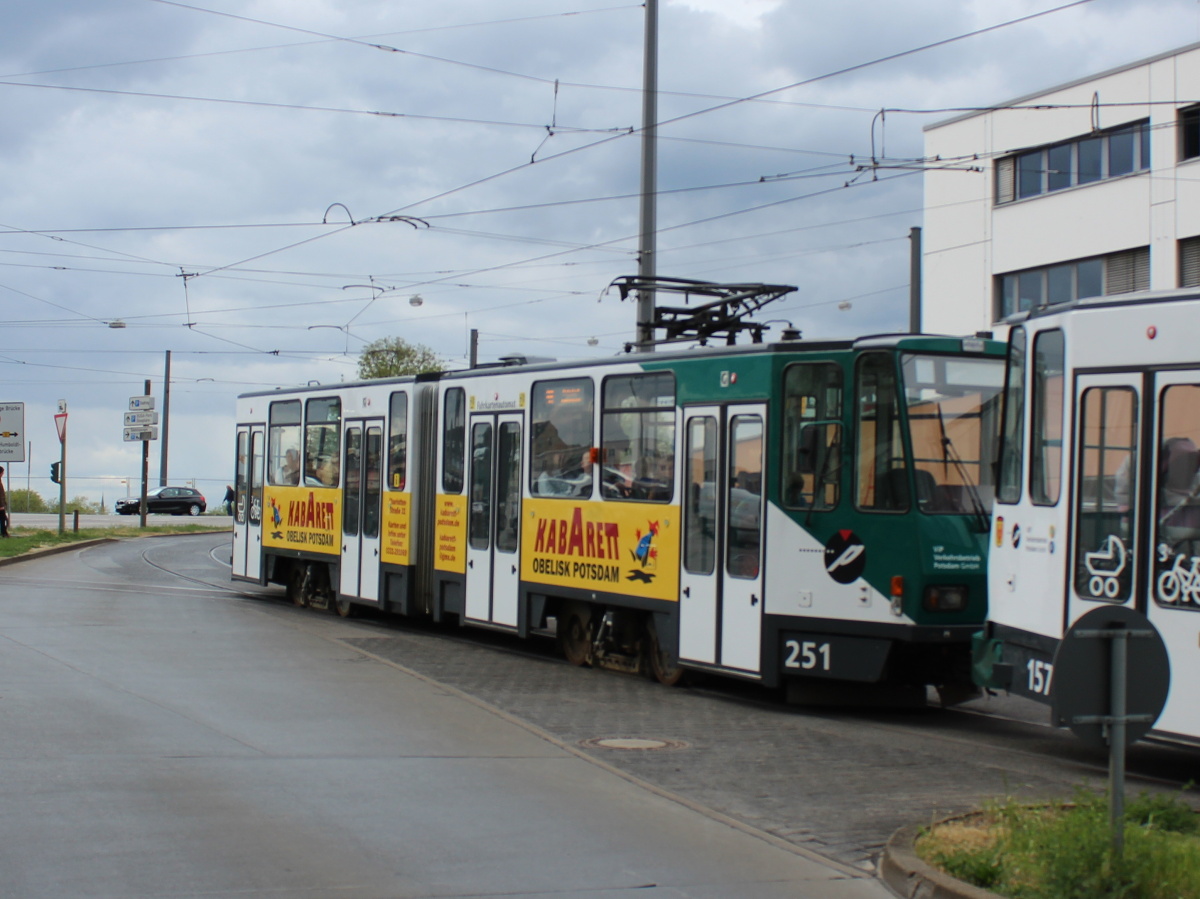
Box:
[635, 0, 659, 352]
[909, 226, 922, 333]
[140, 379, 150, 529]
[159, 350, 170, 486]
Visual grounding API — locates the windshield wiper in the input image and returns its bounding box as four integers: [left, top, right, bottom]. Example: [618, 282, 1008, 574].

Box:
[936, 402, 990, 533]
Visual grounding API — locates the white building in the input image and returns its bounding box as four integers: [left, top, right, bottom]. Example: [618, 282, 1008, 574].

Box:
[922, 42, 1200, 335]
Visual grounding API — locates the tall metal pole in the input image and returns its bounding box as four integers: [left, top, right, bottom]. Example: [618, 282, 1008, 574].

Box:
[909, 226, 922, 333]
[140, 379, 150, 529]
[635, 0, 659, 352]
[159, 350, 171, 487]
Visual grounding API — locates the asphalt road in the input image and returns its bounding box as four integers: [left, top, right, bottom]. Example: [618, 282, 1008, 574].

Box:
[10, 511, 232, 530]
[0, 534, 890, 899]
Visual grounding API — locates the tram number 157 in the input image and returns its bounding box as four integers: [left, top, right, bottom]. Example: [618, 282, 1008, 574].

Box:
[1026, 659, 1054, 696]
[784, 639, 831, 671]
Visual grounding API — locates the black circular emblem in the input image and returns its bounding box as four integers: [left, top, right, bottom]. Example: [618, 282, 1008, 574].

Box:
[824, 530, 867, 584]
[1011, 523, 1021, 549]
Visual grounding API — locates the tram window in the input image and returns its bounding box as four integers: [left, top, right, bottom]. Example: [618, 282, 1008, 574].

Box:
[1154, 385, 1200, 606]
[249, 430, 264, 526]
[443, 387, 466, 494]
[235, 430, 248, 525]
[305, 397, 341, 487]
[684, 417, 717, 575]
[600, 372, 674, 502]
[343, 426, 361, 537]
[901, 353, 1005, 513]
[855, 353, 908, 512]
[267, 400, 301, 486]
[727, 415, 763, 579]
[1031, 330, 1065, 506]
[388, 392, 408, 491]
[363, 426, 382, 539]
[996, 327, 1027, 504]
[496, 422, 522, 553]
[530, 377, 594, 498]
[1073, 387, 1137, 602]
[782, 362, 842, 509]
[468, 422, 492, 550]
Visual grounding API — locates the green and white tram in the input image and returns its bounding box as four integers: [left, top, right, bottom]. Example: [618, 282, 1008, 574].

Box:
[233, 333, 1004, 694]
[976, 289, 1200, 743]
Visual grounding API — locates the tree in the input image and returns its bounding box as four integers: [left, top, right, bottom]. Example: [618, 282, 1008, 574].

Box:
[357, 336, 442, 379]
[7, 489, 48, 513]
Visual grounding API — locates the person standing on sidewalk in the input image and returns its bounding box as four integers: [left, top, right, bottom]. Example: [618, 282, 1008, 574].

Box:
[0, 466, 9, 537]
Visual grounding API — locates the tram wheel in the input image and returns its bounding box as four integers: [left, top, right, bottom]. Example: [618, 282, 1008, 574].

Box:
[644, 615, 684, 686]
[558, 602, 593, 667]
[287, 565, 309, 608]
[333, 595, 355, 618]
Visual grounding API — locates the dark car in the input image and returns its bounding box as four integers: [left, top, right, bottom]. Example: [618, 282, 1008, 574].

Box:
[115, 486, 207, 516]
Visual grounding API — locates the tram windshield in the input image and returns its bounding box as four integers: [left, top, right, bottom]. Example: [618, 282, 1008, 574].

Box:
[900, 353, 1005, 514]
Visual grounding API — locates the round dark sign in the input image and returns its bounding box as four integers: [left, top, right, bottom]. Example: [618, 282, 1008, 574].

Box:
[824, 530, 866, 584]
[1052, 605, 1170, 750]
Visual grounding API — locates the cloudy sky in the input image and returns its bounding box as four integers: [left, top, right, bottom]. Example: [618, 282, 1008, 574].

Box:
[2, 0, 1197, 508]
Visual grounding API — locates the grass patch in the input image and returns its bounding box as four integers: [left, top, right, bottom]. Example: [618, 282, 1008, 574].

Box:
[0, 525, 229, 559]
[917, 788, 1200, 898]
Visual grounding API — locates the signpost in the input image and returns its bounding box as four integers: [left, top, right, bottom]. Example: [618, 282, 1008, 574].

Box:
[127, 386, 157, 527]
[54, 400, 67, 533]
[1053, 605, 1170, 858]
[0, 403, 25, 463]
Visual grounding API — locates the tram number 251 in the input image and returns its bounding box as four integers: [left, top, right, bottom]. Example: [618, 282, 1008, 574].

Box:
[1026, 659, 1054, 696]
[784, 639, 831, 671]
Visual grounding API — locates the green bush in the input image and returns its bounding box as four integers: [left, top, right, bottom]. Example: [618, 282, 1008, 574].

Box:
[918, 788, 1200, 898]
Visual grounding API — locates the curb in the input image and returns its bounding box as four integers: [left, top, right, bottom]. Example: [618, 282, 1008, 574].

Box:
[0, 529, 229, 568]
[880, 822, 1001, 899]
[0, 537, 117, 566]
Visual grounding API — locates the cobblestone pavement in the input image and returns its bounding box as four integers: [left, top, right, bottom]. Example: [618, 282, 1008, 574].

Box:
[338, 620, 1200, 872]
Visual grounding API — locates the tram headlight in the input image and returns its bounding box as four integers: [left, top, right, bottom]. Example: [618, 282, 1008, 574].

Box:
[923, 585, 968, 612]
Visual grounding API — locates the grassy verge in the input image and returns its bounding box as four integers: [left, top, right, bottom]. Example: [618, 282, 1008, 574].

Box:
[0, 525, 229, 559]
[917, 788, 1200, 898]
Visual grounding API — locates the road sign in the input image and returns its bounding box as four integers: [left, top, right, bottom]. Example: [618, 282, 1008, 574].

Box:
[1052, 605, 1169, 750]
[54, 412, 67, 444]
[124, 411, 159, 426]
[123, 426, 159, 442]
[0, 402, 25, 462]
[129, 396, 155, 411]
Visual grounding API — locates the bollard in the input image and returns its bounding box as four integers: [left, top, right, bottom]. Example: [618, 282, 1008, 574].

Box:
[73, 509, 79, 533]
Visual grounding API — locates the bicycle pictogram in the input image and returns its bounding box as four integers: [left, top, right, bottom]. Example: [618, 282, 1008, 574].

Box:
[1156, 544, 1200, 607]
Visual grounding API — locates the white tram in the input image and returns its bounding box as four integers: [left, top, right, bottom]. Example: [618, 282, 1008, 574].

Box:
[977, 289, 1200, 743]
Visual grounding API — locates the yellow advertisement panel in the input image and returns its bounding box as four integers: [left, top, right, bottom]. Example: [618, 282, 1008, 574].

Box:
[382, 492, 412, 566]
[434, 493, 467, 574]
[521, 498, 680, 602]
[263, 485, 340, 556]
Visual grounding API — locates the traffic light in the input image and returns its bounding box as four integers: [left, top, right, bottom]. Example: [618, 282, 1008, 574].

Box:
[50, 461, 61, 484]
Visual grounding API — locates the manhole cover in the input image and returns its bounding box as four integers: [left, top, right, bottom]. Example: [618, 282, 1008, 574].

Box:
[579, 736, 688, 751]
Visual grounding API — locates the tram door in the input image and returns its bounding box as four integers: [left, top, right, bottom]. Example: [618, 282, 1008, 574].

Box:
[340, 418, 384, 602]
[1067, 374, 1142, 624]
[678, 404, 766, 674]
[233, 425, 265, 582]
[1146, 371, 1200, 736]
[465, 414, 522, 628]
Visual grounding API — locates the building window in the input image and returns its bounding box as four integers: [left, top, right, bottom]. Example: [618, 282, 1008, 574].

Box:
[997, 248, 1148, 319]
[1180, 236, 1200, 287]
[1180, 105, 1200, 161]
[995, 120, 1150, 204]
